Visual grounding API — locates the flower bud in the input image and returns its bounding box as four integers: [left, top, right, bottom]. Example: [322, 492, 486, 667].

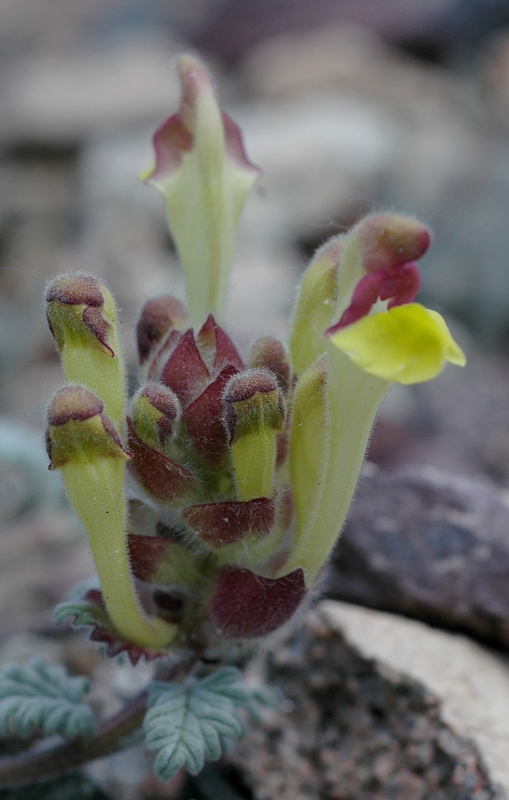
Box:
[46, 385, 125, 469]
[224, 369, 285, 501]
[130, 383, 181, 451]
[136, 295, 188, 365]
[47, 385, 176, 649]
[46, 272, 125, 430]
[247, 335, 290, 392]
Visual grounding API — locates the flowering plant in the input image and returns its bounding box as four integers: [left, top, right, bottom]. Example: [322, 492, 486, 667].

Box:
[0, 55, 464, 791]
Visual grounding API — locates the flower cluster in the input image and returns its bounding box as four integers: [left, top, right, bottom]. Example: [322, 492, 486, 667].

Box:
[45, 56, 465, 661]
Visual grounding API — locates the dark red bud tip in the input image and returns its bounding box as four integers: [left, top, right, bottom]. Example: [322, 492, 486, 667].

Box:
[248, 336, 290, 392]
[358, 214, 432, 274]
[211, 567, 306, 638]
[224, 369, 278, 404]
[224, 369, 285, 443]
[196, 314, 244, 372]
[183, 364, 238, 467]
[46, 272, 104, 308]
[136, 295, 188, 363]
[47, 385, 103, 427]
[159, 328, 210, 408]
[140, 383, 180, 419]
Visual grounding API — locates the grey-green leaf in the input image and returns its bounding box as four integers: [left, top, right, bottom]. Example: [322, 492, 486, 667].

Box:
[144, 667, 249, 783]
[0, 658, 96, 740]
[53, 598, 98, 627]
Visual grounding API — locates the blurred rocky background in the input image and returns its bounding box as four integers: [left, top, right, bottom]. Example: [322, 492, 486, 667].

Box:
[3, 1, 509, 798]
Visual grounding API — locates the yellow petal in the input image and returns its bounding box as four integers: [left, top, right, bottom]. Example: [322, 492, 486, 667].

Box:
[328, 303, 466, 385]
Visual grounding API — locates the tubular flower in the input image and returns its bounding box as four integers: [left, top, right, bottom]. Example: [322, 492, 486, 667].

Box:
[282, 214, 465, 587]
[142, 54, 260, 326]
[45, 58, 465, 661]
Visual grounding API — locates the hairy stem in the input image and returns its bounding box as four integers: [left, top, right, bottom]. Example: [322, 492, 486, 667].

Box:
[0, 655, 197, 789]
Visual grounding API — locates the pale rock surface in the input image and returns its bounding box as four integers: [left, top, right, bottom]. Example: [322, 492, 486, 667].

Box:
[0, 37, 182, 144]
[242, 23, 487, 216]
[321, 600, 509, 793]
[235, 91, 401, 241]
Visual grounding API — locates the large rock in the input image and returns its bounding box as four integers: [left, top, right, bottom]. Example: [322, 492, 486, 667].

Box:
[322, 601, 509, 796]
[327, 464, 509, 648]
[227, 602, 507, 799]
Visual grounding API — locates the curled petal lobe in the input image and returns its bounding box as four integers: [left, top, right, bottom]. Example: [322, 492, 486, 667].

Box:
[327, 303, 466, 385]
[46, 272, 125, 430]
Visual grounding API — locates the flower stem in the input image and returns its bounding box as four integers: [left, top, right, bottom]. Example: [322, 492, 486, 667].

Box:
[0, 656, 197, 789]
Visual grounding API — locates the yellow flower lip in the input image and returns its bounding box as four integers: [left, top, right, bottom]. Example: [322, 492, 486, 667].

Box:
[327, 303, 466, 385]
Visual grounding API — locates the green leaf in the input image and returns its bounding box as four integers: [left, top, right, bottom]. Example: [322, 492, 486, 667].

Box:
[144, 667, 251, 782]
[53, 578, 103, 629]
[0, 659, 96, 740]
[53, 598, 103, 628]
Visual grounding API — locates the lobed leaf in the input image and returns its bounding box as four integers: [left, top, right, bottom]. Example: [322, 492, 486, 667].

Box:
[0, 658, 96, 740]
[144, 666, 266, 782]
[53, 597, 101, 628]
